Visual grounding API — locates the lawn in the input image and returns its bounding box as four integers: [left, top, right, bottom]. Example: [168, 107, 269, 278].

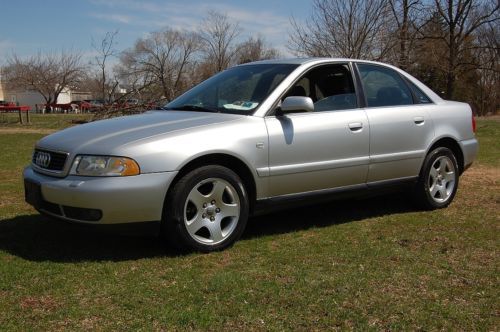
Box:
[0, 113, 92, 130]
[0, 115, 498, 330]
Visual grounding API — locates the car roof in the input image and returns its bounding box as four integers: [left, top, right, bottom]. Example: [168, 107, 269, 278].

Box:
[245, 57, 444, 116]
[239, 57, 388, 66]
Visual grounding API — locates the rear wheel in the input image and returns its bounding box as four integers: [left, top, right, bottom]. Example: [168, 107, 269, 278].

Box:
[414, 147, 459, 209]
[163, 165, 249, 252]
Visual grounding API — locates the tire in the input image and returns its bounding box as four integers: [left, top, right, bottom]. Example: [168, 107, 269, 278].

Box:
[414, 147, 459, 210]
[163, 165, 249, 252]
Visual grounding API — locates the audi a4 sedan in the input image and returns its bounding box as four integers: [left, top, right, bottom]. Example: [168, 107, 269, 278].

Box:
[24, 58, 478, 251]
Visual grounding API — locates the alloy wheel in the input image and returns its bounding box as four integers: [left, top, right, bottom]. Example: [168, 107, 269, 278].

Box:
[183, 178, 240, 245]
[428, 155, 456, 203]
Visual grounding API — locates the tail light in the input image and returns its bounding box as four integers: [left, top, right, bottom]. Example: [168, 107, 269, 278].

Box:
[472, 114, 476, 133]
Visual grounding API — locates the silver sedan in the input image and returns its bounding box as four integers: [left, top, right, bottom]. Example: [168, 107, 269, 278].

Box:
[24, 58, 478, 251]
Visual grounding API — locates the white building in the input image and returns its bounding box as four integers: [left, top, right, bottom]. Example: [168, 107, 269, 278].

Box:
[0, 70, 90, 111]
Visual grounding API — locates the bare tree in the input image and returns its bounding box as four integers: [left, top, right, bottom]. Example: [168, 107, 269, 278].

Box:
[91, 30, 120, 104]
[431, 0, 499, 99]
[410, 12, 449, 93]
[471, 21, 500, 115]
[199, 10, 241, 74]
[236, 36, 280, 64]
[388, 0, 425, 70]
[120, 28, 200, 102]
[289, 0, 392, 60]
[4, 50, 85, 112]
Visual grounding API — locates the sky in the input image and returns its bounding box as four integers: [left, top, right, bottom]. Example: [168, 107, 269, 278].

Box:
[0, 0, 313, 65]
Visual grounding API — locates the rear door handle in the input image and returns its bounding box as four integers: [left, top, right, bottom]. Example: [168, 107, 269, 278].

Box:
[414, 116, 425, 125]
[348, 122, 363, 132]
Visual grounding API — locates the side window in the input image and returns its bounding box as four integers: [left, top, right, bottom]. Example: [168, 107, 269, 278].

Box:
[405, 78, 432, 104]
[284, 77, 310, 98]
[357, 64, 413, 107]
[283, 64, 358, 112]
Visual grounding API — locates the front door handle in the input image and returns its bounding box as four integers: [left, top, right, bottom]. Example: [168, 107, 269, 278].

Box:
[414, 116, 425, 125]
[348, 122, 363, 132]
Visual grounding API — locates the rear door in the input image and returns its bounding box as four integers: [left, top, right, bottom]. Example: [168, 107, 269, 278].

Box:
[355, 63, 435, 182]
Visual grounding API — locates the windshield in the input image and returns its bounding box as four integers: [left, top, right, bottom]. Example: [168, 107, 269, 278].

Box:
[165, 64, 298, 115]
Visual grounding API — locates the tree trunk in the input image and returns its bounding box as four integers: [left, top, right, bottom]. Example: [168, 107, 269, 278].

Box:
[445, 0, 456, 100]
[102, 66, 107, 103]
[45, 97, 52, 113]
[446, 70, 455, 100]
[399, 0, 409, 70]
[18, 109, 24, 124]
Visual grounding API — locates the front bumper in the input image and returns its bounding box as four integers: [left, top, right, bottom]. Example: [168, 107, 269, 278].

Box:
[23, 167, 177, 224]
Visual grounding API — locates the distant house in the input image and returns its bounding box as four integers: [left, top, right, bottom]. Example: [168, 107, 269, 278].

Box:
[0, 71, 6, 103]
[0, 70, 91, 111]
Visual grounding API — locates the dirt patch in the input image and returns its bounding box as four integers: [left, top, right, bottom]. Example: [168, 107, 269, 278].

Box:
[0, 128, 56, 134]
[79, 316, 102, 330]
[20, 295, 60, 312]
[480, 115, 500, 121]
[461, 165, 499, 192]
[457, 164, 500, 218]
[0, 197, 23, 209]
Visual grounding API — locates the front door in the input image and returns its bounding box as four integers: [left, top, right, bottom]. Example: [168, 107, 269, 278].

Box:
[265, 63, 370, 197]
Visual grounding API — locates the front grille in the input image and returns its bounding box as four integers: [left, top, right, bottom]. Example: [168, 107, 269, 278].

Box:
[32, 149, 68, 171]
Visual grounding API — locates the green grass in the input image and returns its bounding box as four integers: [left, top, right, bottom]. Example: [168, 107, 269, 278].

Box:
[0, 113, 92, 130]
[0, 116, 498, 330]
[476, 118, 500, 167]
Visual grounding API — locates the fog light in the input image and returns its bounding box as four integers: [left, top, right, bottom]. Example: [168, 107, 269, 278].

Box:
[62, 206, 102, 221]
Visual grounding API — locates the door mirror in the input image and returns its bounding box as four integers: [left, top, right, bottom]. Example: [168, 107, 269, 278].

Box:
[277, 96, 314, 115]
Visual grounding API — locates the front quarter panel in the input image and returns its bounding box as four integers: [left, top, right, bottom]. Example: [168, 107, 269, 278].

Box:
[116, 116, 269, 196]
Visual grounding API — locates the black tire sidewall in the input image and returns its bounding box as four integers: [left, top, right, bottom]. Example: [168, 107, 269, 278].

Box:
[164, 165, 249, 252]
[417, 147, 459, 209]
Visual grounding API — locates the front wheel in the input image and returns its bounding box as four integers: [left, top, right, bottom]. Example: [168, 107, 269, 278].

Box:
[163, 165, 249, 252]
[414, 147, 459, 210]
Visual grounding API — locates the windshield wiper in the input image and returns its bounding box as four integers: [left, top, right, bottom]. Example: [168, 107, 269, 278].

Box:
[165, 105, 220, 113]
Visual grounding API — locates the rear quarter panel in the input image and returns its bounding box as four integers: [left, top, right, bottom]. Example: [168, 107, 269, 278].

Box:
[426, 101, 478, 169]
[428, 101, 475, 144]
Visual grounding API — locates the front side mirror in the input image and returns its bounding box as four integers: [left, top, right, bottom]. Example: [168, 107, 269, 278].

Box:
[277, 96, 314, 115]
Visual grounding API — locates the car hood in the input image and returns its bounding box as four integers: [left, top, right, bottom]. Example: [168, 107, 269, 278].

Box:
[36, 111, 242, 154]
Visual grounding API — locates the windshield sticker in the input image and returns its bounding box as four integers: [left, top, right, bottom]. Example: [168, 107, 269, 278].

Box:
[223, 101, 258, 110]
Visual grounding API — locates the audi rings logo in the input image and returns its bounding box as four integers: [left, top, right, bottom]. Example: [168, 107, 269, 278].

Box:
[35, 151, 51, 168]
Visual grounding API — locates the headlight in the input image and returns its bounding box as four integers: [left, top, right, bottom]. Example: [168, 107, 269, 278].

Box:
[70, 155, 140, 176]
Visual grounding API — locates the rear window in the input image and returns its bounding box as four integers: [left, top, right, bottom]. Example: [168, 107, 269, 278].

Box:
[357, 64, 413, 107]
[404, 78, 432, 104]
